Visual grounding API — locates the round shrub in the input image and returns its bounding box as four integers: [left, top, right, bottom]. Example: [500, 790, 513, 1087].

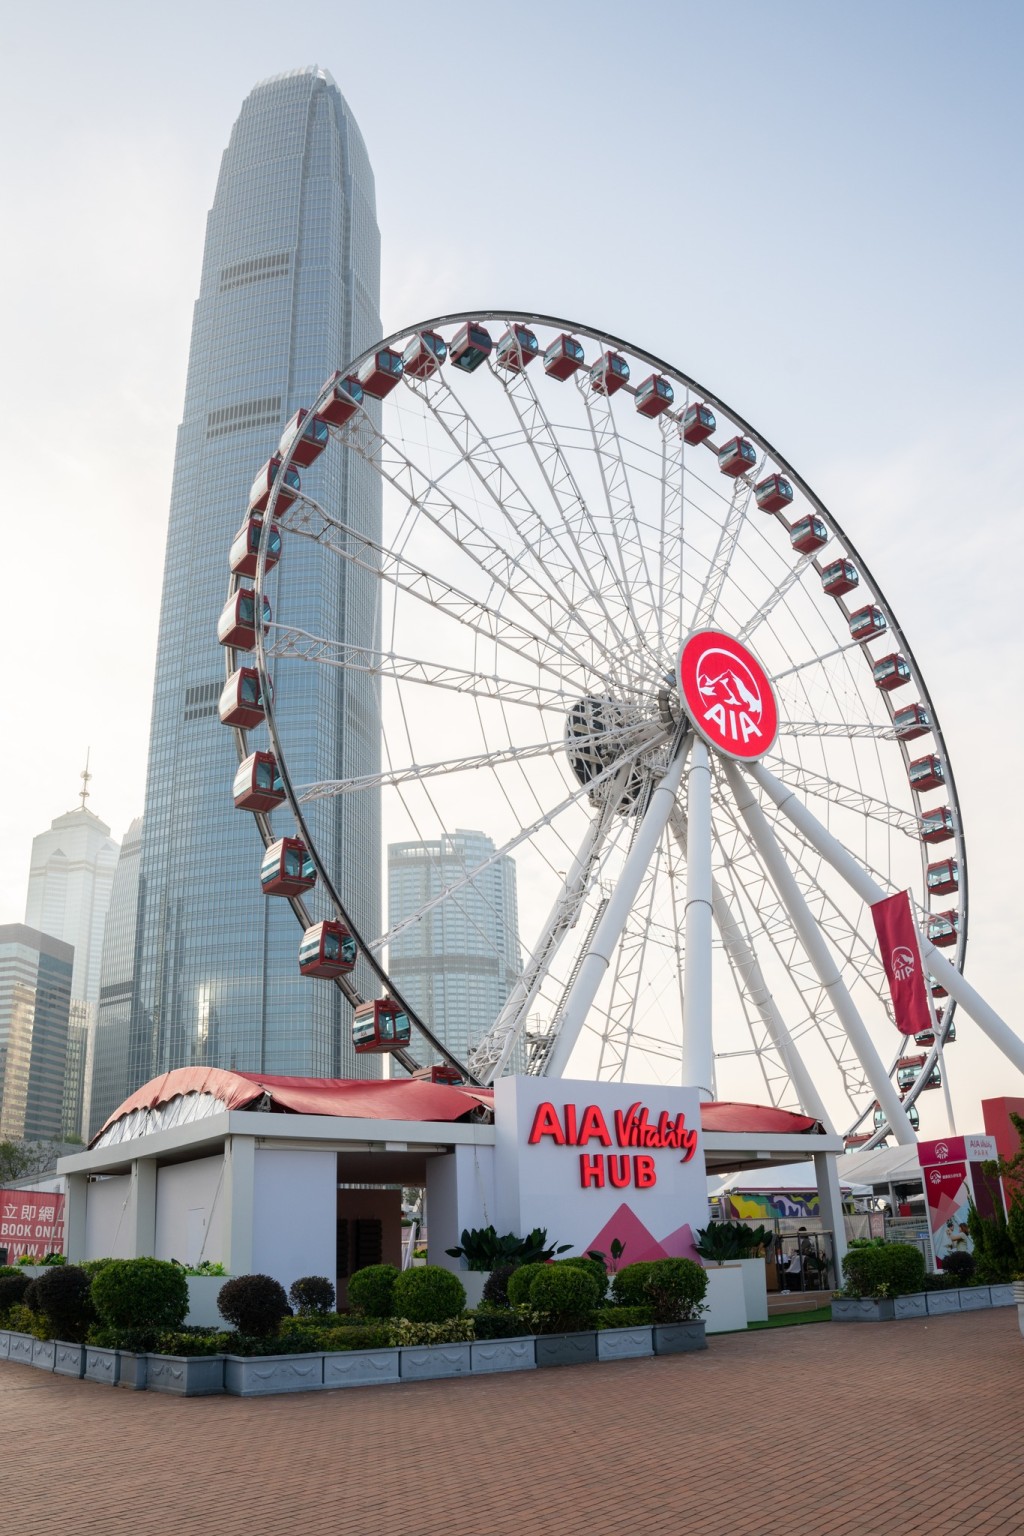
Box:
[91, 1258, 189, 1332]
[347, 1263, 399, 1319]
[842, 1241, 925, 1299]
[0, 1272, 32, 1319]
[481, 1262, 516, 1309]
[507, 1261, 547, 1308]
[611, 1258, 707, 1323]
[610, 1260, 658, 1308]
[528, 1263, 600, 1331]
[392, 1265, 466, 1323]
[217, 1274, 290, 1336]
[556, 1256, 607, 1296]
[288, 1275, 336, 1316]
[23, 1265, 94, 1342]
[940, 1250, 976, 1283]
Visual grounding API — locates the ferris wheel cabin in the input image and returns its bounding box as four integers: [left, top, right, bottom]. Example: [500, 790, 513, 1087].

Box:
[874, 1101, 919, 1131]
[402, 330, 448, 380]
[217, 589, 271, 650]
[681, 402, 716, 443]
[277, 409, 330, 467]
[358, 347, 405, 399]
[908, 754, 945, 792]
[790, 515, 828, 554]
[821, 559, 859, 597]
[844, 1132, 875, 1150]
[754, 474, 793, 513]
[929, 976, 949, 999]
[260, 837, 316, 897]
[718, 436, 757, 478]
[634, 375, 674, 418]
[352, 998, 412, 1053]
[588, 350, 630, 395]
[920, 806, 955, 843]
[449, 322, 493, 373]
[543, 333, 586, 381]
[299, 920, 357, 978]
[873, 653, 911, 691]
[232, 751, 286, 813]
[849, 605, 887, 641]
[892, 703, 931, 740]
[229, 513, 282, 579]
[926, 857, 959, 895]
[318, 372, 364, 426]
[916, 1015, 956, 1048]
[248, 457, 300, 515]
[495, 325, 539, 372]
[219, 667, 272, 730]
[927, 910, 960, 947]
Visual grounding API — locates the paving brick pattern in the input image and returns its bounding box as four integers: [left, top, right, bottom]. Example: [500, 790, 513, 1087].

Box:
[4, 1311, 1021, 1535]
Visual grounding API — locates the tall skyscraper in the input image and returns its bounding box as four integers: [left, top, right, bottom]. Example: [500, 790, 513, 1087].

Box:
[24, 769, 119, 1138]
[0, 925, 74, 1140]
[90, 817, 143, 1136]
[387, 831, 522, 1067]
[91, 67, 383, 1131]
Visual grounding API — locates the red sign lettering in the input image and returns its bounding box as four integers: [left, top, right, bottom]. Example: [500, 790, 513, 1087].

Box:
[530, 1100, 698, 1189]
[579, 1154, 606, 1189]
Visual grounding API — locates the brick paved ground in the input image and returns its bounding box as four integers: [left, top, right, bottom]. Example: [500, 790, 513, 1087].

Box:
[4, 1310, 1021, 1536]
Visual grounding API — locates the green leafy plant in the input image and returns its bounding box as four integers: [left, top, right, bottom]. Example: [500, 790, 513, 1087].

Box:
[384, 1316, 475, 1347]
[0, 1272, 32, 1322]
[506, 1262, 548, 1308]
[171, 1259, 227, 1276]
[444, 1225, 571, 1270]
[694, 1223, 774, 1261]
[611, 1258, 708, 1323]
[593, 1304, 655, 1329]
[481, 1263, 516, 1308]
[288, 1275, 336, 1316]
[470, 1305, 540, 1340]
[91, 1257, 190, 1333]
[391, 1265, 466, 1324]
[939, 1250, 976, 1284]
[528, 1263, 601, 1332]
[24, 1265, 94, 1342]
[5, 1301, 49, 1338]
[347, 1263, 399, 1319]
[556, 1256, 607, 1296]
[217, 1274, 289, 1337]
[841, 1241, 925, 1298]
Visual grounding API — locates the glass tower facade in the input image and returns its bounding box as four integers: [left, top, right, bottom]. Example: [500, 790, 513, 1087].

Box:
[387, 831, 522, 1068]
[0, 925, 74, 1140]
[91, 67, 382, 1131]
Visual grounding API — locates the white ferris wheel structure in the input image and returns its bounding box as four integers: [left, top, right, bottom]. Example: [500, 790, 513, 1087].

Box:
[216, 311, 1024, 1149]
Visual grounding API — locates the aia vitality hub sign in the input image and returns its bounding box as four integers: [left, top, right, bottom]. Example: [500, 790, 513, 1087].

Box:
[493, 1077, 708, 1264]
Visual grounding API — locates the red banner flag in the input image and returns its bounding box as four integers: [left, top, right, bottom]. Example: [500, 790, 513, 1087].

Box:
[871, 890, 934, 1037]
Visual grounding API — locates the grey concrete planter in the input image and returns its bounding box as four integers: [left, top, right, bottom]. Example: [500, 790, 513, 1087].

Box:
[31, 1339, 56, 1370]
[959, 1286, 992, 1311]
[323, 1347, 399, 1389]
[8, 1332, 34, 1365]
[117, 1352, 149, 1391]
[470, 1337, 536, 1374]
[652, 1322, 707, 1354]
[893, 1293, 928, 1320]
[831, 1298, 895, 1323]
[84, 1345, 121, 1385]
[147, 1353, 224, 1396]
[990, 1284, 1016, 1308]
[53, 1342, 85, 1378]
[224, 1352, 324, 1396]
[535, 1331, 598, 1368]
[399, 1342, 472, 1381]
[926, 1289, 961, 1315]
[597, 1326, 654, 1361]
[0, 1330, 11, 1360]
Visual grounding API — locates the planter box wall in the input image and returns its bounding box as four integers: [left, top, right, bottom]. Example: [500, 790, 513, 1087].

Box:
[653, 1322, 707, 1354]
[0, 1330, 11, 1361]
[399, 1343, 472, 1381]
[959, 1286, 992, 1311]
[84, 1346, 120, 1385]
[990, 1284, 1016, 1308]
[470, 1337, 536, 1373]
[323, 1348, 399, 1389]
[31, 1339, 56, 1371]
[832, 1298, 896, 1323]
[147, 1354, 224, 1397]
[8, 1333, 34, 1365]
[53, 1342, 85, 1378]
[596, 1326, 654, 1361]
[224, 1352, 324, 1396]
[117, 1352, 148, 1391]
[926, 1289, 961, 1316]
[535, 1331, 598, 1368]
[893, 1293, 928, 1319]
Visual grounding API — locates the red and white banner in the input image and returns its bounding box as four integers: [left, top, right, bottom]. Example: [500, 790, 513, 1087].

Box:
[0, 1190, 65, 1260]
[871, 890, 933, 1037]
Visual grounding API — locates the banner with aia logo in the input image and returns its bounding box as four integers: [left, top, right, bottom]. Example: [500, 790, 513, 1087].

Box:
[871, 890, 934, 1037]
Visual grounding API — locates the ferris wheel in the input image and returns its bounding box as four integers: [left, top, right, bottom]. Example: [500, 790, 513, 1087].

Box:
[216, 311, 1024, 1143]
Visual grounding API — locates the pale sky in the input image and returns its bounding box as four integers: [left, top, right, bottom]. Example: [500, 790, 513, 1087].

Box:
[2, 1, 1022, 1130]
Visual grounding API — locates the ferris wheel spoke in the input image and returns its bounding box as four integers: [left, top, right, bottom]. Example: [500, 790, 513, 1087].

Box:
[779, 721, 895, 740]
[690, 453, 765, 632]
[736, 551, 819, 643]
[279, 500, 620, 692]
[762, 755, 919, 836]
[656, 416, 687, 654]
[770, 640, 863, 684]
[591, 838, 666, 1082]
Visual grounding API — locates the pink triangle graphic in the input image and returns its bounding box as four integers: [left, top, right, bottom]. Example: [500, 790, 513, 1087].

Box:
[659, 1222, 703, 1264]
[582, 1202, 666, 1265]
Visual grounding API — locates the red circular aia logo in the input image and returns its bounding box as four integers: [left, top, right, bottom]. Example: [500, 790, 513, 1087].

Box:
[678, 630, 778, 761]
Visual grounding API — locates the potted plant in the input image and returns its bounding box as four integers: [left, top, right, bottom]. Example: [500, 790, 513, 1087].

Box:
[444, 1226, 571, 1308]
[694, 1222, 773, 1323]
[391, 1266, 471, 1380]
[528, 1263, 601, 1367]
[833, 1242, 926, 1321]
[612, 1259, 708, 1353]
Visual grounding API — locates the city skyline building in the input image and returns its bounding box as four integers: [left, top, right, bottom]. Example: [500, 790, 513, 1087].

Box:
[387, 830, 522, 1069]
[90, 66, 384, 1131]
[24, 765, 119, 1138]
[89, 816, 143, 1137]
[0, 924, 74, 1140]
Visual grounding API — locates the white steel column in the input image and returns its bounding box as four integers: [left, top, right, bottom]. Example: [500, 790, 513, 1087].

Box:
[723, 760, 917, 1144]
[682, 737, 715, 1100]
[748, 760, 1024, 1078]
[813, 1150, 849, 1277]
[544, 734, 691, 1079]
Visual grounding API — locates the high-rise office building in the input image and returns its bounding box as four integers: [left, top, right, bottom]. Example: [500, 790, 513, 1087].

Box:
[387, 831, 522, 1067]
[24, 771, 119, 1138]
[0, 925, 74, 1140]
[90, 67, 383, 1131]
[89, 817, 143, 1137]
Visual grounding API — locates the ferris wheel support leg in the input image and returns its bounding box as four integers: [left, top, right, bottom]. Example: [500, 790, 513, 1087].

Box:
[722, 760, 917, 1145]
[543, 734, 692, 1080]
[668, 807, 834, 1129]
[682, 737, 715, 1101]
[747, 761, 1024, 1080]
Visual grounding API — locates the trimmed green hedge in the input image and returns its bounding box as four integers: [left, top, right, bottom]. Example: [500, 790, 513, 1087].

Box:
[90, 1258, 189, 1332]
[348, 1263, 399, 1319]
[391, 1265, 466, 1323]
[841, 1241, 926, 1298]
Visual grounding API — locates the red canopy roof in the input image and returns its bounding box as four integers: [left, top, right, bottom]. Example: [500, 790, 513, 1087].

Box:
[93, 1070, 821, 1147]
